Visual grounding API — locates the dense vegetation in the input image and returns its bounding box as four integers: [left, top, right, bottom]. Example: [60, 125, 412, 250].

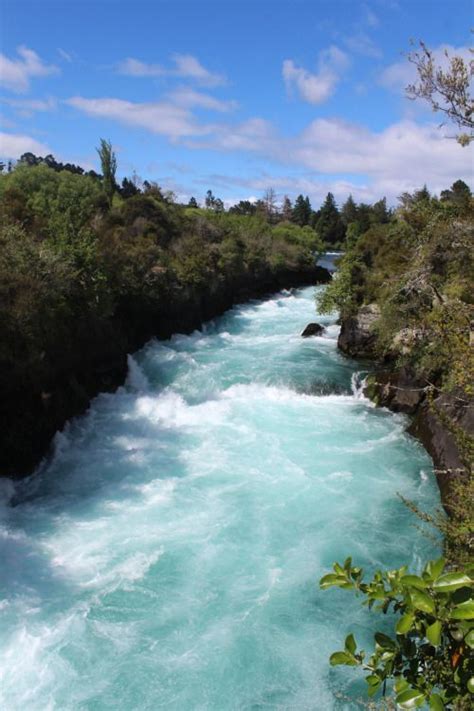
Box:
[0, 149, 342, 477]
[318, 179, 473, 431]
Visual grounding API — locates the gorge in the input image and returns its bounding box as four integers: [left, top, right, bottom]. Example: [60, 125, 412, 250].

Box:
[0, 284, 439, 709]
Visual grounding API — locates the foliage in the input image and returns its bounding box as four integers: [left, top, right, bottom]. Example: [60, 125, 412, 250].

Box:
[406, 40, 474, 146]
[315, 192, 346, 246]
[320, 557, 474, 709]
[317, 182, 474, 394]
[96, 138, 117, 204]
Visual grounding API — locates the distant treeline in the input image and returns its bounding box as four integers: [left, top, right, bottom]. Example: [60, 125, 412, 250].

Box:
[2, 151, 396, 248]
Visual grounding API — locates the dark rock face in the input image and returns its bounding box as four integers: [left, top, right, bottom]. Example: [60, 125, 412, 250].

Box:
[338, 302, 473, 511]
[301, 322, 325, 337]
[338, 304, 380, 357]
[1, 264, 331, 480]
[409, 390, 473, 504]
[363, 367, 427, 414]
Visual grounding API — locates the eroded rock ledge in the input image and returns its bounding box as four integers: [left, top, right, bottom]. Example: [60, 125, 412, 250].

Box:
[337, 306, 472, 508]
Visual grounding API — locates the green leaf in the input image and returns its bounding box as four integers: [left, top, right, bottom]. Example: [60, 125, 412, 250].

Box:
[465, 628, 474, 648]
[396, 612, 415, 635]
[429, 694, 445, 711]
[374, 632, 396, 650]
[432, 572, 473, 593]
[319, 573, 348, 589]
[401, 575, 428, 589]
[345, 633, 357, 655]
[329, 651, 358, 666]
[366, 674, 381, 697]
[426, 619, 442, 646]
[410, 589, 436, 615]
[425, 557, 446, 581]
[394, 677, 409, 693]
[449, 599, 474, 620]
[396, 688, 426, 708]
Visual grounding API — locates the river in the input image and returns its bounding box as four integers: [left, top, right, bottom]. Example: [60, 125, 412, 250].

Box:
[0, 285, 439, 710]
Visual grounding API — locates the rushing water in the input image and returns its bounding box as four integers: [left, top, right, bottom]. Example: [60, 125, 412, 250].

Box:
[0, 286, 439, 710]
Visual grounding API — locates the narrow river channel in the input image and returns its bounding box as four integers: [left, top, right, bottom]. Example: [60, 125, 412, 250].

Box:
[0, 285, 439, 710]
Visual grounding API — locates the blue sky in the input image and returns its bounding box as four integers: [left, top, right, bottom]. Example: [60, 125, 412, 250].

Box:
[0, 0, 472, 206]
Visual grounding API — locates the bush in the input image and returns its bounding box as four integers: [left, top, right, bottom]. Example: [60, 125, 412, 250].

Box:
[321, 557, 474, 709]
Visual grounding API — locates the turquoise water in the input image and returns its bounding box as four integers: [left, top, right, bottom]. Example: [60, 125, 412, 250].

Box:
[0, 286, 439, 710]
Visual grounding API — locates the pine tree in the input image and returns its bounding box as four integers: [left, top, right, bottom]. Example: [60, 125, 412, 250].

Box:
[341, 194, 358, 226]
[315, 192, 345, 246]
[282, 195, 293, 221]
[292, 194, 312, 226]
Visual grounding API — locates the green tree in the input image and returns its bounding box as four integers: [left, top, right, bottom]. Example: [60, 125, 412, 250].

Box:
[282, 195, 293, 221]
[341, 194, 358, 226]
[315, 192, 345, 246]
[96, 138, 117, 205]
[371, 197, 391, 224]
[440, 180, 472, 210]
[188, 196, 199, 208]
[292, 194, 312, 226]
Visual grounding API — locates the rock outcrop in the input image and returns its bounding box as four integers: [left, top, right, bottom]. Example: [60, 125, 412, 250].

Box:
[338, 304, 472, 510]
[337, 304, 380, 357]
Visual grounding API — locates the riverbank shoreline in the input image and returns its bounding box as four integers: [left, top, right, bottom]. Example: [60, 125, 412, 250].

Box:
[337, 311, 472, 512]
[2, 265, 331, 481]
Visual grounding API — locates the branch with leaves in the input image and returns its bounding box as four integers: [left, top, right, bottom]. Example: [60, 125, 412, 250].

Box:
[406, 41, 474, 146]
[320, 557, 474, 709]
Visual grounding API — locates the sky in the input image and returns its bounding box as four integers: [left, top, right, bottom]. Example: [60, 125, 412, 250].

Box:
[0, 0, 472, 207]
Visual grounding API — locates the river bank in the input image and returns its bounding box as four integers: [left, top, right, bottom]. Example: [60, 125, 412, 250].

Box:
[336, 304, 473, 513]
[1, 265, 330, 481]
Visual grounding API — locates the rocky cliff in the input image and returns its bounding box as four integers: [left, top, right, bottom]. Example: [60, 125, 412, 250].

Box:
[1, 265, 330, 480]
[338, 306, 473, 508]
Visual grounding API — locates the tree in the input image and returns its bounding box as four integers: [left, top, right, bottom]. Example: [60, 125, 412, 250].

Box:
[229, 200, 257, 216]
[341, 194, 358, 227]
[321, 557, 474, 709]
[188, 196, 199, 208]
[205, 189, 216, 209]
[292, 194, 312, 226]
[96, 138, 117, 204]
[315, 192, 345, 245]
[281, 195, 293, 221]
[440, 180, 472, 210]
[371, 197, 391, 224]
[120, 177, 140, 199]
[406, 40, 474, 145]
[263, 187, 278, 222]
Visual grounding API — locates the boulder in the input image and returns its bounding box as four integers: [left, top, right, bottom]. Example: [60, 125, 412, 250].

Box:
[301, 322, 325, 337]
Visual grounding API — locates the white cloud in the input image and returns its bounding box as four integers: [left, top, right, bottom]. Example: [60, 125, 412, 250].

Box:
[117, 53, 226, 87]
[2, 97, 57, 117]
[0, 131, 51, 158]
[282, 46, 349, 104]
[168, 87, 238, 112]
[344, 32, 382, 58]
[65, 96, 216, 139]
[379, 44, 472, 92]
[65, 92, 471, 205]
[284, 118, 472, 199]
[0, 46, 59, 93]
